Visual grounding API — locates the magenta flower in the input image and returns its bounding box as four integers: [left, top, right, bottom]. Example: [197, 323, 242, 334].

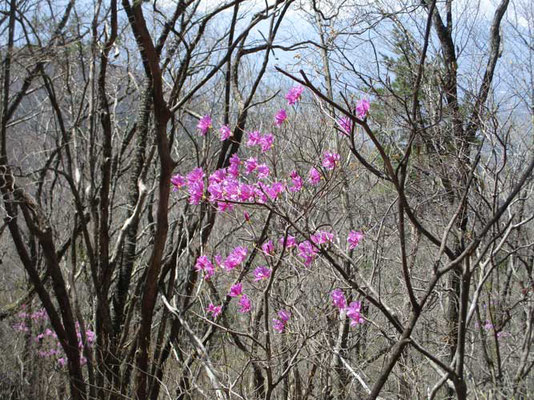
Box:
[311, 230, 335, 246]
[346, 301, 364, 326]
[195, 255, 215, 280]
[308, 167, 321, 185]
[322, 152, 340, 170]
[171, 174, 186, 191]
[297, 240, 318, 267]
[356, 98, 370, 119]
[247, 130, 262, 147]
[338, 116, 352, 135]
[347, 230, 363, 249]
[187, 167, 205, 204]
[273, 309, 291, 333]
[239, 294, 251, 313]
[259, 133, 274, 152]
[244, 157, 258, 175]
[223, 246, 248, 270]
[279, 235, 296, 248]
[229, 282, 243, 297]
[274, 109, 287, 126]
[244, 211, 251, 222]
[220, 124, 232, 141]
[197, 115, 212, 136]
[217, 201, 233, 212]
[331, 289, 346, 310]
[289, 170, 303, 192]
[256, 164, 270, 179]
[278, 309, 291, 322]
[273, 318, 285, 333]
[261, 240, 275, 255]
[209, 168, 227, 184]
[207, 303, 222, 318]
[285, 85, 304, 105]
[238, 183, 255, 202]
[253, 266, 272, 281]
[228, 153, 241, 178]
[260, 182, 285, 200]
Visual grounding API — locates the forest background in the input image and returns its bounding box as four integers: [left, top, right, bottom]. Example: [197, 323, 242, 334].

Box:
[0, 0, 533, 399]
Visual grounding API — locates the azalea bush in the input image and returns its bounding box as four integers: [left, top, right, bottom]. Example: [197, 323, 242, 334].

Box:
[171, 85, 368, 332]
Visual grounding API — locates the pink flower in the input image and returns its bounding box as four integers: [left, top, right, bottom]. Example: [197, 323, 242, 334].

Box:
[256, 164, 270, 179]
[247, 131, 262, 147]
[273, 309, 291, 333]
[273, 318, 285, 333]
[207, 303, 222, 318]
[285, 86, 304, 105]
[238, 294, 251, 313]
[209, 168, 227, 184]
[311, 230, 335, 245]
[338, 116, 352, 135]
[220, 124, 232, 141]
[274, 109, 287, 126]
[228, 153, 241, 178]
[346, 301, 364, 326]
[244, 157, 258, 175]
[238, 183, 255, 202]
[223, 246, 248, 270]
[262, 240, 274, 255]
[195, 255, 214, 280]
[279, 235, 296, 248]
[356, 98, 370, 119]
[171, 174, 186, 191]
[58, 357, 67, 367]
[259, 133, 274, 152]
[331, 289, 346, 310]
[253, 266, 271, 281]
[13, 322, 29, 332]
[187, 167, 205, 204]
[197, 115, 212, 136]
[308, 167, 321, 185]
[244, 211, 251, 222]
[289, 170, 303, 192]
[85, 330, 95, 343]
[297, 240, 318, 267]
[278, 309, 291, 322]
[347, 230, 363, 249]
[229, 282, 243, 297]
[322, 152, 340, 170]
[260, 182, 285, 200]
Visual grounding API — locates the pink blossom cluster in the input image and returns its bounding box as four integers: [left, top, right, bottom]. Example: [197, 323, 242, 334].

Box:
[356, 98, 370, 119]
[322, 152, 340, 170]
[338, 116, 352, 135]
[330, 289, 365, 326]
[195, 114, 235, 141]
[247, 131, 274, 152]
[274, 109, 287, 126]
[220, 124, 232, 141]
[253, 265, 272, 281]
[272, 309, 291, 333]
[285, 86, 304, 105]
[336, 98, 370, 136]
[347, 230, 364, 249]
[228, 283, 251, 313]
[197, 115, 212, 136]
[207, 303, 222, 318]
[194, 246, 248, 281]
[14, 307, 98, 368]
